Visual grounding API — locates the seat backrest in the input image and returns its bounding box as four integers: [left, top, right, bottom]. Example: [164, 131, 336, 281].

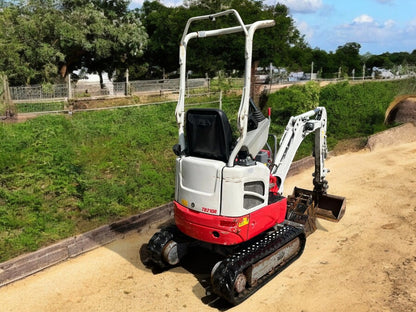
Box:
[186, 108, 233, 162]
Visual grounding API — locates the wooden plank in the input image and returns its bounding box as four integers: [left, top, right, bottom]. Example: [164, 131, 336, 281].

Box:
[0, 238, 73, 286]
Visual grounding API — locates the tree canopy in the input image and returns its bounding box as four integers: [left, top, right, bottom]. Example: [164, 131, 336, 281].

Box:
[139, 0, 306, 78]
[0, 0, 147, 85]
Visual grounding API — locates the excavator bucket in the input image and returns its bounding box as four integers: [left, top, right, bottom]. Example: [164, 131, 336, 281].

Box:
[291, 187, 346, 222]
[315, 192, 346, 222]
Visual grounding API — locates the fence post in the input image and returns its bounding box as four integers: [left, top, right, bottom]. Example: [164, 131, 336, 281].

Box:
[0, 74, 15, 118]
[67, 74, 72, 99]
[205, 73, 210, 93]
[0, 74, 4, 116]
[219, 90, 222, 110]
[125, 68, 130, 96]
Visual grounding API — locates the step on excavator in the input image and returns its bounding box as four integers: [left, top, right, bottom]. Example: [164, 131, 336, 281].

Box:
[143, 10, 346, 305]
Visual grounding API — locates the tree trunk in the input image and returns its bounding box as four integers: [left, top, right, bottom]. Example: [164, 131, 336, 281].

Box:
[99, 72, 104, 89]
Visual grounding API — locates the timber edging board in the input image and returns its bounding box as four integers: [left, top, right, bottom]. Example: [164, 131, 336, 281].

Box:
[0, 202, 174, 287]
[0, 156, 318, 288]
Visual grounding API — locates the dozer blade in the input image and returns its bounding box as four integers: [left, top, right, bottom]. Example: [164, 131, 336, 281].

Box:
[292, 187, 346, 222]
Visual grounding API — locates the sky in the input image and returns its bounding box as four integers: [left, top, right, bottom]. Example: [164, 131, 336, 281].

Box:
[129, 0, 416, 55]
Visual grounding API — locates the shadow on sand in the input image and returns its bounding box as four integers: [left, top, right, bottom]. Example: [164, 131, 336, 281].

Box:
[130, 220, 234, 311]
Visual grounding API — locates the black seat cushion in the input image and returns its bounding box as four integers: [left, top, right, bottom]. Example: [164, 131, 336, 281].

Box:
[186, 108, 233, 162]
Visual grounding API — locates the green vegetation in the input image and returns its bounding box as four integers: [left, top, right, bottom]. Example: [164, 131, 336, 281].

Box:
[0, 103, 178, 261]
[267, 78, 415, 159]
[16, 102, 65, 113]
[0, 79, 415, 262]
[0, 0, 147, 86]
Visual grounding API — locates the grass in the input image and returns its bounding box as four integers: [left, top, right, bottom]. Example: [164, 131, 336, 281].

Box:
[0, 103, 178, 261]
[16, 101, 65, 113]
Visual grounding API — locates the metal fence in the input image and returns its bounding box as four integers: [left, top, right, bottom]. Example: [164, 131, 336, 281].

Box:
[129, 78, 208, 94]
[6, 78, 212, 114]
[10, 84, 69, 101]
[72, 81, 126, 98]
[9, 78, 209, 103]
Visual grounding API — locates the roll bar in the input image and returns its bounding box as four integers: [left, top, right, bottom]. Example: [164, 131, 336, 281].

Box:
[175, 9, 275, 167]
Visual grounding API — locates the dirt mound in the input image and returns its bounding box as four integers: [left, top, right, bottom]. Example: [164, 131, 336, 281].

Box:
[366, 123, 416, 151]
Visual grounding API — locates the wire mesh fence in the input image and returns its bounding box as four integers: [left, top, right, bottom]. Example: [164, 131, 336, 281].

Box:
[6, 76, 251, 115]
[129, 78, 208, 94]
[10, 84, 69, 101]
[9, 78, 208, 100]
[6, 78, 213, 114]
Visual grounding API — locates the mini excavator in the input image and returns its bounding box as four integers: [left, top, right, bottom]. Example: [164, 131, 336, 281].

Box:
[144, 10, 346, 305]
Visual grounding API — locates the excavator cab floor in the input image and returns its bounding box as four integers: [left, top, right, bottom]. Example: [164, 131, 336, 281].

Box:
[291, 187, 346, 222]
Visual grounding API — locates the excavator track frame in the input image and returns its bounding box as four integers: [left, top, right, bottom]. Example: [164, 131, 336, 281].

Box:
[211, 224, 305, 305]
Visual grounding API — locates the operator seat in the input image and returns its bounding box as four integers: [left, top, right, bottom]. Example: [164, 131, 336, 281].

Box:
[185, 108, 233, 163]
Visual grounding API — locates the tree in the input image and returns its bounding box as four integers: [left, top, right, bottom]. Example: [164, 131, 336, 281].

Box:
[334, 42, 362, 78]
[59, 0, 148, 85]
[0, 0, 148, 86]
[0, 1, 65, 85]
[410, 50, 416, 64]
[139, 1, 189, 78]
[139, 0, 307, 78]
[311, 48, 332, 78]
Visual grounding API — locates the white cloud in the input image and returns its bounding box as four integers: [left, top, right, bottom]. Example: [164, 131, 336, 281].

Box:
[384, 19, 395, 28]
[294, 19, 314, 41]
[400, 18, 416, 52]
[353, 14, 374, 24]
[279, 0, 323, 13]
[407, 17, 416, 30]
[330, 15, 403, 53]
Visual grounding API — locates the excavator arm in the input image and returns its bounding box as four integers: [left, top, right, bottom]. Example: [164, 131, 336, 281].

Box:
[268, 107, 345, 231]
[271, 107, 328, 195]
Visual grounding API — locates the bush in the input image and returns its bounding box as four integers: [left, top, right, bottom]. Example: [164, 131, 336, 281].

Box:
[266, 79, 415, 158]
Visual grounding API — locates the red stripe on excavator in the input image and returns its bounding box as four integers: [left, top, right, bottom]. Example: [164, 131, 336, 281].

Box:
[174, 198, 287, 246]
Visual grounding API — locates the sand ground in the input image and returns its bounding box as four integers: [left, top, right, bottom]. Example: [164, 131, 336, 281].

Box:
[1, 126, 416, 312]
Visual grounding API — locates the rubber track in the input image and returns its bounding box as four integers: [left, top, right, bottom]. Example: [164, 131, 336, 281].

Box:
[211, 224, 306, 305]
[146, 225, 192, 268]
[146, 227, 175, 269]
